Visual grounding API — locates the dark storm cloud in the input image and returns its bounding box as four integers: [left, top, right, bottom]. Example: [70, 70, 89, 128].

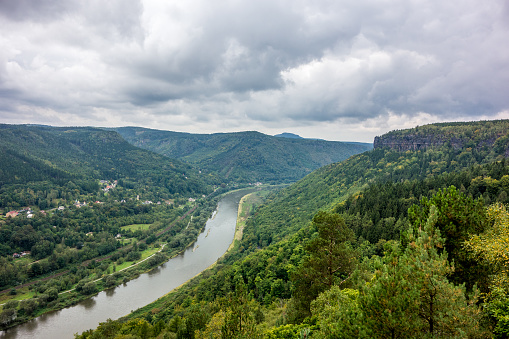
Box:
[115, 1, 360, 97]
[0, 0, 74, 22]
[0, 0, 508, 141]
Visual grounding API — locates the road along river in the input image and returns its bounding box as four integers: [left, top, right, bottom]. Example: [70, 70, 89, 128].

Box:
[1, 189, 254, 339]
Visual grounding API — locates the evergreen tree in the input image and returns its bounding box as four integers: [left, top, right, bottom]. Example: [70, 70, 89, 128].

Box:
[401, 205, 483, 337]
[360, 241, 420, 338]
[291, 211, 357, 320]
[313, 206, 485, 338]
[407, 186, 489, 290]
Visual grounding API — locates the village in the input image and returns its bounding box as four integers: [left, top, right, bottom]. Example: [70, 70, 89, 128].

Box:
[1, 178, 209, 262]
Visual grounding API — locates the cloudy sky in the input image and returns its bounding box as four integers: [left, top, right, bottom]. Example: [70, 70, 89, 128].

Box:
[1, 0, 508, 142]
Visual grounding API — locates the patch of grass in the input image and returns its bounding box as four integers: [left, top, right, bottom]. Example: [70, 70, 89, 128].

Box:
[121, 223, 152, 231]
[0, 290, 36, 304]
[115, 261, 134, 271]
[140, 246, 160, 260]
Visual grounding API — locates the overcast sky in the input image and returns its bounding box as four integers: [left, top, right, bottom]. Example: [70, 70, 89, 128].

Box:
[1, 0, 508, 142]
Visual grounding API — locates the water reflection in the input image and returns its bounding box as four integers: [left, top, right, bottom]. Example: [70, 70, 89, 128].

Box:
[148, 266, 161, 276]
[105, 288, 116, 297]
[1, 189, 254, 339]
[80, 298, 96, 310]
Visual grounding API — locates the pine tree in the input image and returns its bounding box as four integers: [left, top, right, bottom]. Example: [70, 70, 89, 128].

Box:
[360, 241, 420, 338]
[291, 211, 357, 320]
[407, 186, 488, 290]
[360, 205, 484, 338]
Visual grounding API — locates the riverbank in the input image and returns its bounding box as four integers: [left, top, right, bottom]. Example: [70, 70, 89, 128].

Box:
[1, 188, 255, 339]
[0, 198, 216, 333]
[0, 243, 169, 333]
[116, 188, 270, 323]
[135, 190, 258, 298]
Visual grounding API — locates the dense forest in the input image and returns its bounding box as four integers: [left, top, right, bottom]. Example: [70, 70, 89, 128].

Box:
[0, 124, 230, 329]
[72, 119, 509, 338]
[3, 120, 509, 337]
[374, 119, 509, 153]
[115, 127, 372, 184]
[0, 125, 220, 210]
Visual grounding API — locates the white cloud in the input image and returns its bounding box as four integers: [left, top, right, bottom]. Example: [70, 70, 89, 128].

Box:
[0, 0, 508, 142]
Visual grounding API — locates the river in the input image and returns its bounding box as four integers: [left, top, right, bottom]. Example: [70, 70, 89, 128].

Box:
[1, 189, 253, 339]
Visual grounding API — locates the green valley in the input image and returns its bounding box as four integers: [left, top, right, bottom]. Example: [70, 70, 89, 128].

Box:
[0, 124, 224, 330]
[75, 119, 509, 338]
[115, 127, 372, 184]
[3, 120, 509, 338]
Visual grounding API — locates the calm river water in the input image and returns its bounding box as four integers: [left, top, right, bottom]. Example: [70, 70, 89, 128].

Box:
[1, 189, 253, 339]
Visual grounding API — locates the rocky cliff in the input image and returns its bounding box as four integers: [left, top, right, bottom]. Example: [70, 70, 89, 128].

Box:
[373, 120, 509, 156]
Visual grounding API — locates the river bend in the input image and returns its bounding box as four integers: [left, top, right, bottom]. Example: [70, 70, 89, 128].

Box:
[1, 189, 251, 339]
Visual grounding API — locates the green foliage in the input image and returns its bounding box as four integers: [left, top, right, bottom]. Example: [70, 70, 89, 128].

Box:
[81, 281, 98, 295]
[396, 206, 483, 337]
[265, 323, 314, 338]
[220, 285, 261, 339]
[46, 287, 59, 301]
[0, 124, 214, 210]
[18, 299, 38, 316]
[116, 127, 372, 184]
[311, 287, 363, 338]
[336, 159, 509, 244]
[407, 186, 489, 289]
[375, 119, 509, 155]
[312, 206, 485, 338]
[359, 241, 421, 338]
[0, 308, 17, 326]
[291, 212, 356, 320]
[2, 300, 19, 310]
[484, 287, 509, 338]
[465, 204, 509, 336]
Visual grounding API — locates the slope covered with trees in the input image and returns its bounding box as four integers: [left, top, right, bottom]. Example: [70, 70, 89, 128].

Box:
[242, 120, 509, 251]
[374, 119, 509, 154]
[76, 119, 509, 338]
[0, 124, 215, 210]
[115, 127, 372, 184]
[0, 124, 224, 329]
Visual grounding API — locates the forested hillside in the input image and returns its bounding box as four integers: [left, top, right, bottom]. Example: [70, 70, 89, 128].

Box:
[115, 127, 372, 184]
[374, 119, 509, 153]
[0, 124, 215, 209]
[0, 124, 225, 329]
[77, 120, 509, 338]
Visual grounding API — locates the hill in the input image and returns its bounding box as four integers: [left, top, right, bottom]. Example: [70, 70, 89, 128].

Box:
[75, 120, 509, 338]
[374, 119, 509, 154]
[0, 124, 213, 209]
[242, 120, 509, 249]
[274, 132, 303, 139]
[115, 127, 372, 184]
[0, 124, 223, 330]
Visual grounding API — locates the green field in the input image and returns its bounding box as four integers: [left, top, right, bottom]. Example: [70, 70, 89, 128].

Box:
[121, 223, 152, 231]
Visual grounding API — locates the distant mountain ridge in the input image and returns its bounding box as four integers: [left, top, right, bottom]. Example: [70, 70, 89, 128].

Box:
[115, 127, 373, 184]
[0, 124, 211, 203]
[274, 132, 303, 139]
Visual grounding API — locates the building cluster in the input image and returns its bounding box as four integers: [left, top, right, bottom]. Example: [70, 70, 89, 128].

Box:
[5, 207, 37, 219]
[74, 200, 88, 208]
[12, 251, 30, 259]
[100, 180, 118, 192]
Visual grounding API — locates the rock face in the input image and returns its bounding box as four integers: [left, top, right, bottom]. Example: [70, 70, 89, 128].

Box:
[372, 120, 509, 156]
[374, 134, 490, 151]
[375, 134, 448, 151]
